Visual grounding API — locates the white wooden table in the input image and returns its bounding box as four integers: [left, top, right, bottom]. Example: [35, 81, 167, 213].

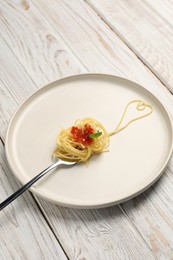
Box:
[1, 1, 173, 259]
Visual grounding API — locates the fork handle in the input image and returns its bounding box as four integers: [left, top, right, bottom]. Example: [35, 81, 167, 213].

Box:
[0, 160, 62, 211]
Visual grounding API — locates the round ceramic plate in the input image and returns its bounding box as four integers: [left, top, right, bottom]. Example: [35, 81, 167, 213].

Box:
[5, 74, 173, 208]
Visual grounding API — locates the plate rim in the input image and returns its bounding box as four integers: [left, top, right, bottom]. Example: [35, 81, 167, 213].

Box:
[5, 73, 173, 208]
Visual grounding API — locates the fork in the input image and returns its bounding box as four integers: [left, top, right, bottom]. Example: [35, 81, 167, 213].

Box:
[0, 159, 76, 211]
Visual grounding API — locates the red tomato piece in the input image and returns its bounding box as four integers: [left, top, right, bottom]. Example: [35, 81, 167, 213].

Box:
[71, 124, 94, 146]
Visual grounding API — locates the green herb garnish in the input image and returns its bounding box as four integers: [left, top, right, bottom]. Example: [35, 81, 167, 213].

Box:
[89, 132, 102, 138]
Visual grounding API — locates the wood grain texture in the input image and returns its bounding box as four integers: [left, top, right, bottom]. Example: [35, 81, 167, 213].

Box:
[37, 200, 155, 260]
[0, 140, 67, 260]
[144, 0, 173, 25]
[86, 0, 173, 93]
[0, 37, 37, 138]
[1, 0, 173, 258]
[121, 158, 173, 258]
[0, 0, 84, 86]
[34, 0, 173, 112]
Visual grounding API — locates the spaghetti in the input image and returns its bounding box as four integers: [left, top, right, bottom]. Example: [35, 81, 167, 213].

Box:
[53, 100, 153, 162]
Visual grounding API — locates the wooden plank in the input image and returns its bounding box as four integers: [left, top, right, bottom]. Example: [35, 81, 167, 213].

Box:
[0, 140, 67, 260]
[144, 0, 173, 25]
[37, 199, 155, 260]
[0, 37, 37, 138]
[0, 2, 156, 258]
[121, 159, 173, 258]
[143, 0, 173, 44]
[86, 0, 173, 93]
[0, 0, 84, 86]
[32, 0, 173, 112]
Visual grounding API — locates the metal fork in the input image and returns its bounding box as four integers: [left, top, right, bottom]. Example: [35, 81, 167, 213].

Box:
[0, 159, 76, 211]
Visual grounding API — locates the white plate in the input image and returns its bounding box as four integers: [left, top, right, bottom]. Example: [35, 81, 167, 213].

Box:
[5, 74, 173, 208]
